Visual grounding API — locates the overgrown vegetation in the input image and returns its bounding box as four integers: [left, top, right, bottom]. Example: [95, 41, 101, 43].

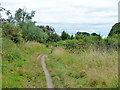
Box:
[2, 38, 51, 88]
[1, 5, 119, 88]
[2, 23, 22, 43]
[46, 48, 118, 88]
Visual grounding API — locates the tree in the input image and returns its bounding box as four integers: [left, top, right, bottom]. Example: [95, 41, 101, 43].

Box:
[38, 25, 55, 35]
[0, 4, 13, 23]
[71, 35, 74, 40]
[15, 8, 35, 26]
[76, 32, 90, 36]
[76, 32, 82, 35]
[61, 31, 70, 40]
[38, 25, 57, 42]
[81, 32, 90, 36]
[91, 33, 100, 36]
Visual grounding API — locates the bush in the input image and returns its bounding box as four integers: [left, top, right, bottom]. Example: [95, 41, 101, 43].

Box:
[108, 23, 120, 37]
[21, 22, 48, 43]
[48, 33, 61, 42]
[2, 23, 22, 43]
[103, 36, 118, 50]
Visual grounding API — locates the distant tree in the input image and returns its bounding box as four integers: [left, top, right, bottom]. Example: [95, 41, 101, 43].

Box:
[91, 33, 100, 37]
[70, 35, 74, 40]
[48, 33, 61, 42]
[75, 32, 90, 40]
[38, 25, 55, 35]
[38, 25, 57, 42]
[81, 32, 90, 36]
[61, 31, 70, 40]
[46, 25, 55, 34]
[76, 32, 82, 35]
[76, 32, 90, 36]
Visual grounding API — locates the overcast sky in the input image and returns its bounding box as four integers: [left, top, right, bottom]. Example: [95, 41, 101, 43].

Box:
[1, 0, 119, 37]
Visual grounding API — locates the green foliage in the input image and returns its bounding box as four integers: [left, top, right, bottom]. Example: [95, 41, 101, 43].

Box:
[15, 8, 35, 25]
[38, 25, 55, 35]
[48, 33, 61, 42]
[91, 33, 100, 36]
[70, 35, 74, 40]
[13, 8, 49, 43]
[108, 23, 120, 37]
[76, 32, 90, 36]
[55, 35, 103, 53]
[2, 38, 51, 88]
[2, 6, 119, 88]
[75, 34, 84, 40]
[61, 31, 70, 40]
[21, 22, 48, 43]
[103, 36, 118, 50]
[2, 23, 22, 43]
[2, 38, 21, 63]
[38, 25, 61, 42]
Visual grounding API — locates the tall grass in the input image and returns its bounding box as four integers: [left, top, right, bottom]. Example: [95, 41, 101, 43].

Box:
[2, 37, 118, 88]
[46, 47, 118, 88]
[2, 38, 51, 88]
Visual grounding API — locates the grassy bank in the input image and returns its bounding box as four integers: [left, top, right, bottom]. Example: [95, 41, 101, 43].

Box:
[46, 47, 118, 88]
[2, 38, 51, 88]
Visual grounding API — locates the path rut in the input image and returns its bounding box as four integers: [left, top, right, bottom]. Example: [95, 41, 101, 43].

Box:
[40, 55, 54, 88]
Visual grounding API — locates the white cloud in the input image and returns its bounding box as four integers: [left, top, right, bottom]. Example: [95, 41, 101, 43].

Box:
[76, 30, 89, 33]
[0, 0, 119, 37]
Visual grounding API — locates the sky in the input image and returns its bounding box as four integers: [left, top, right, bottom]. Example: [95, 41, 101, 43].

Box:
[1, 0, 119, 37]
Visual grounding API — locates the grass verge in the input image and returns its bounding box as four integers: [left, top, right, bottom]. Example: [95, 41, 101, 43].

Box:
[46, 47, 118, 88]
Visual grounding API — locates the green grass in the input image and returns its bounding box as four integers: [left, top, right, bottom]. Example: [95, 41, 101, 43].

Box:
[2, 38, 51, 88]
[2, 38, 118, 88]
[46, 47, 118, 88]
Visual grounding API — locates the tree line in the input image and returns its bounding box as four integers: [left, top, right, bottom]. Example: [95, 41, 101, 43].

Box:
[1, 7, 102, 43]
[1, 6, 119, 51]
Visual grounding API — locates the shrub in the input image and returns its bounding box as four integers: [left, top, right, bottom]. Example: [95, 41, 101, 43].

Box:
[21, 22, 48, 43]
[48, 33, 61, 42]
[61, 31, 70, 40]
[2, 23, 22, 43]
[108, 23, 120, 37]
